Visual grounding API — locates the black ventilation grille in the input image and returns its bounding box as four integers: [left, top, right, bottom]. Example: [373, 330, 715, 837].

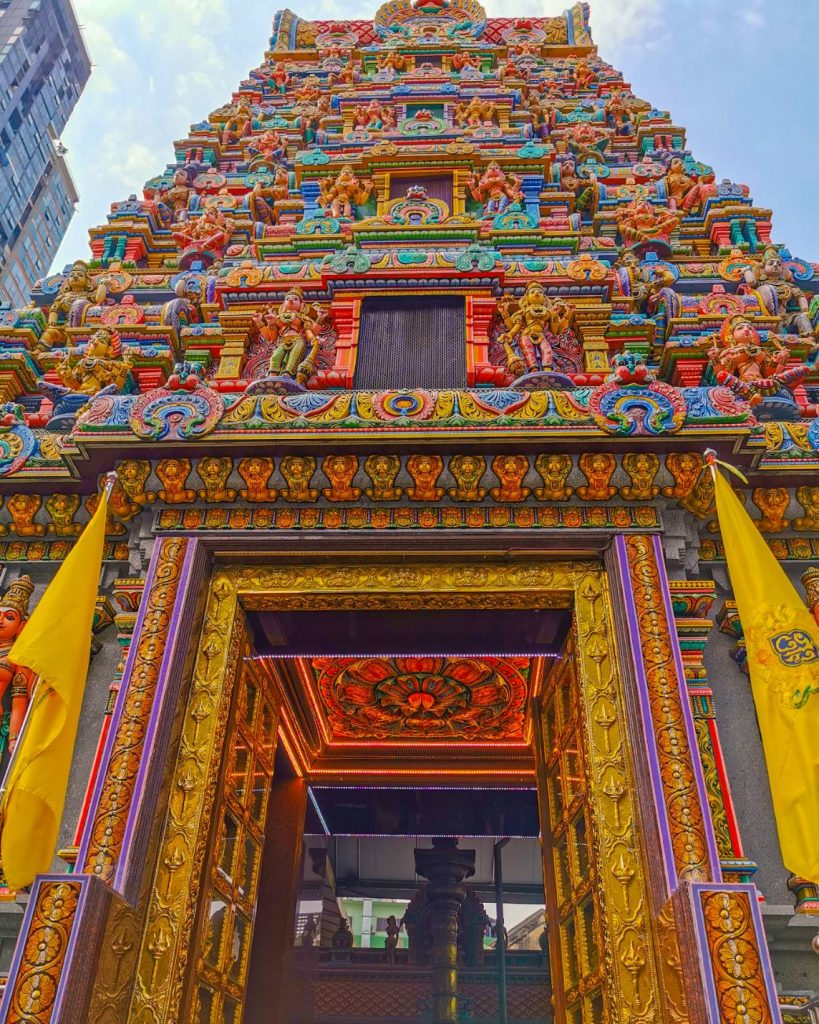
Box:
[354, 295, 467, 390]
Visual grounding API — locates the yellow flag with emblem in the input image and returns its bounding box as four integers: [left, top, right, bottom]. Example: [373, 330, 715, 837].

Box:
[710, 462, 819, 882]
[0, 477, 111, 889]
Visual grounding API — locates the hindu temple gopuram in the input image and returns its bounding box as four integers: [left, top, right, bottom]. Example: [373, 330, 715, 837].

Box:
[0, 1, 817, 1022]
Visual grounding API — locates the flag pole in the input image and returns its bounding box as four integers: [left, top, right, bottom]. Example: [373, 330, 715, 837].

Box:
[0, 472, 117, 808]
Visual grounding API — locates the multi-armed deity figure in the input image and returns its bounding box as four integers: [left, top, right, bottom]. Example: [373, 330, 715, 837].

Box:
[0, 575, 35, 764]
[663, 157, 719, 214]
[219, 97, 254, 146]
[496, 281, 575, 377]
[466, 162, 523, 216]
[248, 166, 290, 225]
[41, 260, 108, 348]
[255, 287, 330, 384]
[558, 158, 598, 214]
[455, 95, 497, 128]
[317, 165, 374, 219]
[172, 205, 235, 259]
[353, 100, 396, 131]
[743, 246, 817, 338]
[616, 198, 681, 248]
[56, 327, 134, 395]
[707, 314, 818, 407]
[153, 168, 194, 225]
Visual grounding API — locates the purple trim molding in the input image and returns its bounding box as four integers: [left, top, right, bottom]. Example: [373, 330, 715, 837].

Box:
[613, 534, 681, 891]
[74, 539, 172, 875]
[649, 534, 722, 879]
[113, 539, 200, 893]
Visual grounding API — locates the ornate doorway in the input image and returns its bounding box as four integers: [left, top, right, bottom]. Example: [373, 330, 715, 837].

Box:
[1, 540, 781, 1024]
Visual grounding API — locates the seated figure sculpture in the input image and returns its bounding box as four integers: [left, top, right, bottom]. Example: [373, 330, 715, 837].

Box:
[154, 168, 193, 225]
[246, 128, 286, 165]
[172, 206, 235, 258]
[41, 260, 108, 347]
[616, 198, 680, 247]
[664, 157, 719, 214]
[456, 95, 497, 128]
[466, 162, 523, 216]
[744, 246, 816, 338]
[220, 97, 253, 145]
[317, 165, 374, 219]
[707, 314, 818, 406]
[55, 327, 134, 395]
[248, 166, 290, 225]
[255, 287, 330, 384]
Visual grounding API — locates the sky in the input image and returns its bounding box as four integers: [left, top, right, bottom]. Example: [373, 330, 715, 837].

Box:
[51, 0, 819, 270]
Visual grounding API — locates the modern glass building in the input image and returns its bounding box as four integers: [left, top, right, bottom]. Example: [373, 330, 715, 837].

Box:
[0, 0, 89, 307]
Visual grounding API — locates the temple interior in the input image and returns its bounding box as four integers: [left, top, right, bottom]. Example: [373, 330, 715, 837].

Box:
[233, 604, 567, 1023]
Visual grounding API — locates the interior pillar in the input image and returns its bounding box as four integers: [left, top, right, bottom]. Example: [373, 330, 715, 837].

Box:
[245, 769, 308, 1024]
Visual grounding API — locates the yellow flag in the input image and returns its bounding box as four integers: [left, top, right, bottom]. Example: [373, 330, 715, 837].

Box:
[0, 484, 110, 889]
[711, 466, 819, 882]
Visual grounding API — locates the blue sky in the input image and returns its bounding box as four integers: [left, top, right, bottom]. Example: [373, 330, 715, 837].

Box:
[51, 0, 819, 270]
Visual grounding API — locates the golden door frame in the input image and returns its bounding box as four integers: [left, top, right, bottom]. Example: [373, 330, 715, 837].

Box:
[107, 556, 670, 1024]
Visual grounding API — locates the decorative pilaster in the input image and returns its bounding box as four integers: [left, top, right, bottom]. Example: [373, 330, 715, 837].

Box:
[610, 536, 782, 1024]
[668, 581, 755, 883]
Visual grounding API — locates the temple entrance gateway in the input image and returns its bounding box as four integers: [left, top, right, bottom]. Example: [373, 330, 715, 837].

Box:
[123, 551, 679, 1023]
[4, 540, 780, 1024]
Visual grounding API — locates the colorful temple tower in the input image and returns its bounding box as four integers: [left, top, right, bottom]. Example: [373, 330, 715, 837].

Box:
[0, 1, 817, 1022]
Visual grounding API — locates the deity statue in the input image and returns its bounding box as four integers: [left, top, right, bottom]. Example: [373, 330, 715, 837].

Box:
[316, 165, 374, 219]
[455, 96, 497, 128]
[526, 93, 556, 138]
[604, 90, 645, 134]
[385, 916, 402, 964]
[616, 198, 680, 247]
[571, 58, 598, 90]
[743, 247, 816, 338]
[220, 97, 253, 145]
[55, 327, 134, 395]
[559, 159, 597, 213]
[172, 206, 235, 257]
[466, 162, 523, 215]
[353, 99, 394, 131]
[255, 288, 330, 383]
[496, 282, 575, 376]
[0, 576, 36, 765]
[154, 169, 193, 225]
[377, 50, 407, 73]
[271, 61, 289, 94]
[246, 128, 286, 165]
[248, 167, 290, 225]
[301, 915, 318, 949]
[452, 51, 481, 73]
[42, 260, 107, 347]
[707, 315, 817, 404]
[332, 918, 354, 956]
[663, 157, 718, 214]
[337, 60, 362, 87]
[614, 250, 678, 317]
[295, 97, 330, 144]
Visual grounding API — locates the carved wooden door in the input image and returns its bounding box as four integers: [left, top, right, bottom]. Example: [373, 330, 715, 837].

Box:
[186, 661, 280, 1023]
[534, 632, 606, 1024]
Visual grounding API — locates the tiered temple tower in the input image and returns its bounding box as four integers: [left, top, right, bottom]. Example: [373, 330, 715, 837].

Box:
[0, 2, 816, 1023]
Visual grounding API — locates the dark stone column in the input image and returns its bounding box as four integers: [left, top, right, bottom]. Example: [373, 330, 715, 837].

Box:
[414, 838, 475, 1024]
